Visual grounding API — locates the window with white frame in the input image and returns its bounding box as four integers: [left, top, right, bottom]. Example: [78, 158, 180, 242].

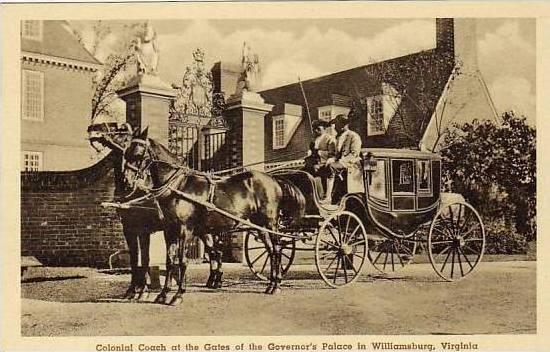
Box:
[273, 116, 285, 149]
[318, 106, 332, 122]
[367, 96, 384, 135]
[22, 151, 43, 171]
[22, 70, 44, 121]
[22, 20, 42, 41]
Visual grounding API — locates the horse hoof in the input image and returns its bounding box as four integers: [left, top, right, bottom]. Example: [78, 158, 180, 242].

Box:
[168, 295, 183, 306]
[271, 287, 282, 295]
[136, 288, 150, 301]
[264, 284, 274, 294]
[154, 293, 167, 304]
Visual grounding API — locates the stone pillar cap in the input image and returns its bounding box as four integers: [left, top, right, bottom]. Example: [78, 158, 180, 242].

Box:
[117, 74, 176, 99]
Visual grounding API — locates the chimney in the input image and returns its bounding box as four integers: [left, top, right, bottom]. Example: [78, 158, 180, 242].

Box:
[436, 18, 478, 69]
[436, 18, 454, 56]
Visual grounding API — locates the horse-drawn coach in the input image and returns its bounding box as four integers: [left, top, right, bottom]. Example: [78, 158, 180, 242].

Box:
[91, 124, 485, 304]
[246, 148, 485, 287]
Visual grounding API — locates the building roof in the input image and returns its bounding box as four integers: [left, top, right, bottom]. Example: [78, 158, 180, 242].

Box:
[259, 47, 455, 153]
[21, 20, 100, 66]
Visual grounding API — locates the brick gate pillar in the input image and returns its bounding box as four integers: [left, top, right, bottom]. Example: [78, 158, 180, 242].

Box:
[225, 90, 273, 263]
[116, 74, 176, 272]
[116, 74, 175, 145]
[226, 90, 273, 171]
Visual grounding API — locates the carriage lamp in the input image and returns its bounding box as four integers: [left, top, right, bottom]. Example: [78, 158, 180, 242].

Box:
[363, 152, 377, 185]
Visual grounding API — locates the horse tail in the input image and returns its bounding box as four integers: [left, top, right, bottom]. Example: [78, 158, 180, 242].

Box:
[277, 179, 306, 226]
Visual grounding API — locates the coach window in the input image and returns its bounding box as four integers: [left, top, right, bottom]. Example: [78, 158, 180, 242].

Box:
[392, 159, 414, 193]
[417, 160, 432, 193]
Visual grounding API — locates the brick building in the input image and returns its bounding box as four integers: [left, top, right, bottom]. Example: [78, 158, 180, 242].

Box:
[211, 18, 498, 165]
[21, 20, 100, 171]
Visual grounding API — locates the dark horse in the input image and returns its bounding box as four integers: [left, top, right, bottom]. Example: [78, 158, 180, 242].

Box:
[122, 128, 306, 305]
[88, 123, 227, 300]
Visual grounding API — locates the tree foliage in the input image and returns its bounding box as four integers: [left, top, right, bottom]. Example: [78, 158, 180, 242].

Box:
[441, 111, 536, 241]
[75, 21, 147, 122]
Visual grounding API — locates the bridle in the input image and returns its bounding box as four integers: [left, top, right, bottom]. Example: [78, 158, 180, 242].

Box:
[123, 137, 186, 195]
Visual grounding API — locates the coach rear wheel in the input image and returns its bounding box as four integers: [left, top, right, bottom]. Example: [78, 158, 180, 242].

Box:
[368, 233, 417, 273]
[428, 202, 485, 281]
[244, 231, 296, 281]
[315, 211, 367, 288]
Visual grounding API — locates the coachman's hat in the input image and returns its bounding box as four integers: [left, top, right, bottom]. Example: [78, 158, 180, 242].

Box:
[330, 114, 349, 126]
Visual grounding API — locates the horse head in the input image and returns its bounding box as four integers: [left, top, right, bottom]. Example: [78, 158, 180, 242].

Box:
[122, 127, 155, 191]
[87, 122, 134, 153]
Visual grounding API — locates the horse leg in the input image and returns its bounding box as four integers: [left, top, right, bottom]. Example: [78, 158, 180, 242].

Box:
[169, 228, 190, 306]
[271, 235, 283, 295]
[261, 232, 276, 294]
[212, 235, 224, 289]
[122, 227, 138, 300]
[205, 234, 224, 289]
[203, 234, 217, 289]
[135, 231, 151, 301]
[154, 228, 176, 304]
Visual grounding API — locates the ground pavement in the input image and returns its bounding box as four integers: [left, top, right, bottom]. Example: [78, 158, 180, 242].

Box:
[21, 261, 536, 336]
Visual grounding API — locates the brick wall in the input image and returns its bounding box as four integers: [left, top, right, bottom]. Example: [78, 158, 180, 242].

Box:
[21, 152, 126, 267]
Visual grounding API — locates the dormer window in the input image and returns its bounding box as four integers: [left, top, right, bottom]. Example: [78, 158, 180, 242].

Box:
[22, 20, 42, 41]
[366, 82, 402, 136]
[367, 96, 384, 135]
[273, 116, 286, 149]
[318, 106, 333, 122]
[317, 105, 350, 122]
[272, 103, 303, 150]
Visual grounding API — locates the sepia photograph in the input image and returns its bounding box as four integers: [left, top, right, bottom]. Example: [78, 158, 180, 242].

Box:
[1, 2, 547, 351]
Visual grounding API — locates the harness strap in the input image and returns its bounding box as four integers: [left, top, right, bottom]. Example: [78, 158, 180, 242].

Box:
[204, 173, 217, 204]
[153, 198, 165, 221]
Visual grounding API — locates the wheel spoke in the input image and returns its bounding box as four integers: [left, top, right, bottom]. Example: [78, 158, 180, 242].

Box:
[383, 250, 389, 270]
[434, 244, 452, 258]
[440, 247, 453, 272]
[457, 248, 464, 276]
[372, 249, 384, 265]
[349, 239, 366, 247]
[337, 217, 343, 243]
[396, 249, 405, 268]
[456, 204, 463, 230]
[447, 205, 455, 232]
[345, 215, 351, 241]
[325, 253, 338, 271]
[343, 257, 349, 283]
[260, 254, 269, 275]
[390, 250, 395, 271]
[450, 249, 456, 278]
[462, 243, 481, 255]
[250, 250, 268, 265]
[320, 239, 340, 250]
[459, 210, 473, 234]
[344, 255, 359, 274]
[462, 223, 481, 239]
[344, 226, 360, 245]
[333, 256, 341, 283]
[431, 240, 453, 245]
[458, 247, 474, 269]
[326, 226, 341, 245]
[465, 237, 484, 242]
[320, 251, 337, 261]
[247, 246, 268, 251]
[281, 252, 292, 260]
[433, 227, 453, 239]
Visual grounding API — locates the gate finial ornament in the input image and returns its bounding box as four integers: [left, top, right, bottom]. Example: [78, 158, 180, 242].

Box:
[236, 41, 261, 94]
[135, 20, 159, 76]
